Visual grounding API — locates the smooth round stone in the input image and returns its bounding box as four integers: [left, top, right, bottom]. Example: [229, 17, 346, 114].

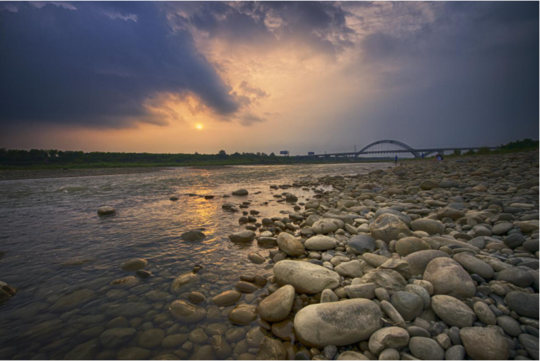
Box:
[180, 230, 206, 242]
[321, 289, 339, 303]
[188, 291, 206, 304]
[379, 348, 399, 360]
[503, 234, 526, 249]
[497, 315, 522, 337]
[50, 289, 96, 312]
[335, 260, 364, 278]
[258, 285, 295, 322]
[228, 304, 258, 325]
[161, 334, 189, 348]
[453, 253, 494, 279]
[189, 328, 208, 344]
[274, 260, 340, 294]
[212, 290, 242, 307]
[305, 235, 338, 251]
[369, 214, 411, 243]
[409, 337, 445, 360]
[169, 300, 206, 323]
[345, 283, 376, 300]
[271, 319, 294, 341]
[256, 336, 287, 360]
[355, 269, 407, 294]
[460, 327, 509, 360]
[248, 253, 265, 264]
[523, 239, 539, 253]
[493, 223, 514, 235]
[404, 284, 430, 309]
[336, 351, 369, 360]
[116, 347, 151, 360]
[99, 328, 136, 349]
[395, 237, 431, 257]
[368, 327, 409, 355]
[390, 291, 423, 321]
[445, 345, 465, 360]
[404, 250, 450, 276]
[293, 299, 382, 347]
[97, 206, 116, 216]
[312, 219, 342, 234]
[348, 234, 376, 255]
[170, 272, 200, 294]
[423, 258, 476, 299]
[63, 340, 100, 360]
[495, 267, 534, 287]
[411, 219, 445, 235]
[519, 334, 539, 360]
[232, 189, 249, 196]
[406, 326, 430, 338]
[277, 232, 305, 256]
[138, 328, 165, 349]
[505, 291, 539, 318]
[432, 295, 476, 328]
[236, 281, 260, 293]
[120, 258, 148, 271]
[473, 302, 497, 325]
[229, 230, 256, 243]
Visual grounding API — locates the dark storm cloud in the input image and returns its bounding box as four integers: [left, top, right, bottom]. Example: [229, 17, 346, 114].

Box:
[171, 1, 354, 56]
[337, 1, 539, 150]
[0, 2, 240, 128]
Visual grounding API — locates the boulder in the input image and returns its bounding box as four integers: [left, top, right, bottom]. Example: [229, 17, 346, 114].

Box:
[293, 299, 382, 347]
[423, 258, 475, 300]
[232, 189, 249, 196]
[390, 291, 423, 321]
[274, 260, 340, 294]
[348, 235, 376, 255]
[257, 285, 295, 323]
[305, 235, 337, 251]
[277, 233, 305, 257]
[368, 327, 409, 355]
[229, 231, 256, 243]
[411, 219, 445, 235]
[404, 250, 450, 276]
[356, 269, 407, 295]
[312, 219, 343, 234]
[180, 231, 206, 242]
[505, 291, 539, 318]
[395, 237, 431, 257]
[453, 253, 494, 279]
[460, 327, 509, 360]
[369, 214, 411, 243]
[431, 295, 476, 328]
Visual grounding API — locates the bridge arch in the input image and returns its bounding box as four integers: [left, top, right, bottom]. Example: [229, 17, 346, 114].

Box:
[357, 139, 421, 158]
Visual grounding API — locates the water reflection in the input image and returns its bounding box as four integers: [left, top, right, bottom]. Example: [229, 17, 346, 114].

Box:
[0, 162, 390, 359]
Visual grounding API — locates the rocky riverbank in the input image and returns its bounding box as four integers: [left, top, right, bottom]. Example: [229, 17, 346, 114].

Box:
[225, 151, 538, 360]
[0, 152, 537, 360]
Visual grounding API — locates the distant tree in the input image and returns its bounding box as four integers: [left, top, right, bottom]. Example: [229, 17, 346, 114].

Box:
[453, 149, 461, 156]
[269, 152, 276, 157]
[218, 150, 228, 159]
[464, 149, 476, 155]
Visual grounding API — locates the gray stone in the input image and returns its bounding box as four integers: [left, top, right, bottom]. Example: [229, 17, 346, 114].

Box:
[473, 302, 497, 325]
[519, 333, 539, 360]
[229, 230, 256, 243]
[345, 283, 376, 299]
[497, 315, 522, 337]
[369, 214, 412, 243]
[390, 291, 423, 321]
[169, 300, 206, 323]
[212, 290, 242, 307]
[99, 328, 136, 349]
[258, 285, 295, 322]
[411, 219, 445, 235]
[277, 232, 305, 256]
[305, 235, 338, 251]
[445, 345, 465, 360]
[460, 327, 509, 360]
[356, 269, 407, 295]
[496, 267, 534, 287]
[293, 299, 382, 347]
[274, 260, 340, 294]
[348, 235, 376, 255]
[395, 237, 431, 257]
[409, 337, 445, 360]
[431, 295, 476, 328]
[368, 327, 409, 355]
[335, 260, 363, 278]
[423, 258, 476, 300]
[404, 250, 451, 276]
[453, 253, 494, 279]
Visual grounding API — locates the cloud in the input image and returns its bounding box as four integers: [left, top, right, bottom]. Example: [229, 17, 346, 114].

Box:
[0, 2, 241, 129]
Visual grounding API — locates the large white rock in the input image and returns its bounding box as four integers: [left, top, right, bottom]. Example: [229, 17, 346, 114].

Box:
[294, 299, 383, 347]
[274, 260, 340, 294]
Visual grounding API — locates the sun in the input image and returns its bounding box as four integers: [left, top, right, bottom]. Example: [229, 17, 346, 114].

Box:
[195, 124, 203, 130]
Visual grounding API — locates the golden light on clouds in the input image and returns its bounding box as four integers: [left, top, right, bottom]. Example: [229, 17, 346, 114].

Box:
[195, 124, 203, 130]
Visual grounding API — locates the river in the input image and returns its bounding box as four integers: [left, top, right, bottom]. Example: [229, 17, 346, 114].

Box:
[0, 162, 391, 360]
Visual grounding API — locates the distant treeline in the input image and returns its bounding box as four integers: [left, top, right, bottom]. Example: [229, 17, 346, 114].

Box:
[0, 139, 537, 169]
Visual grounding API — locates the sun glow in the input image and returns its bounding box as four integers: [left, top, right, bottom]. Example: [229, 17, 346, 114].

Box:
[195, 124, 204, 130]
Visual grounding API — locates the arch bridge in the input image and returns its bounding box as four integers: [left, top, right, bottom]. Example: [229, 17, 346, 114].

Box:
[301, 139, 499, 159]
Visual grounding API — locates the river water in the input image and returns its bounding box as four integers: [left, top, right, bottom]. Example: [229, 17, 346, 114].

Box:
[0, 162, 390, 360]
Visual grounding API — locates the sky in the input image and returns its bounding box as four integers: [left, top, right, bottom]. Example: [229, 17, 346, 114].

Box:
[0, 1, 538, 155]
